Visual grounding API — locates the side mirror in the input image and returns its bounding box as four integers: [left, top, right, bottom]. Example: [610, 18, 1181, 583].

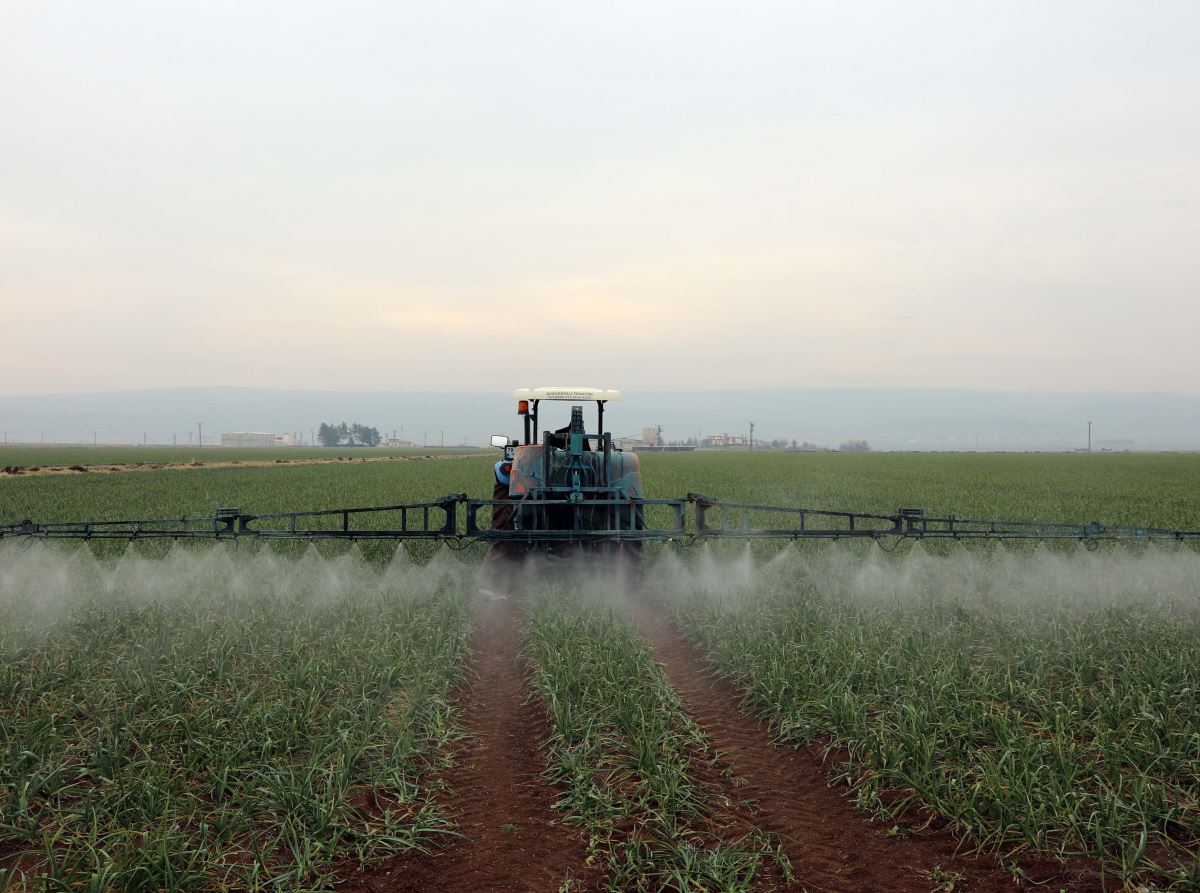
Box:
[490, 434, 509, 449]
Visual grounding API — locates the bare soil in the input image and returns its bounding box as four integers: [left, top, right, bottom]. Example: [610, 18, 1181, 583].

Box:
[626, 596, 1108, 893]
[337, 593, 598, 893]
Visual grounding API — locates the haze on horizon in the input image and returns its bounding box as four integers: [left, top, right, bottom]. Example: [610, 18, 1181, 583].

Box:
[1, 1, 1197, 398]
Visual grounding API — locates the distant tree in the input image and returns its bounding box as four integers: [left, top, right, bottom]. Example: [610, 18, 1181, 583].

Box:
[351, 424, 381, 447]
[838, 440, 871, 452]
[317, 423, 339, 447]
[317, 422, 381, 447]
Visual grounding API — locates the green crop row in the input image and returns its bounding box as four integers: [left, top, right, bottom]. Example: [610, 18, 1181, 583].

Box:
[640, 450, 1200, 531]
[0, 545, 473, 892]
[523, 588, 786, 892]
[0, 456, 495, 528]
[666, 548, 1200, 890]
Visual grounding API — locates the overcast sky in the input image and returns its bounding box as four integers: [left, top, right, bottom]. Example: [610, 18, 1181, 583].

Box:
[1, 1, 1197, 397]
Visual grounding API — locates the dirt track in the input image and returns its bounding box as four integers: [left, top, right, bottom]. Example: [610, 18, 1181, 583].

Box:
[335, 590, 1107, 892]
[627, 598, 1105, 893]
[339, 593, 597, 893]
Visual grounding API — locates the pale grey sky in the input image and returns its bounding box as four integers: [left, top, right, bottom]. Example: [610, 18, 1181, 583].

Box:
[1, 1, 1197, 396]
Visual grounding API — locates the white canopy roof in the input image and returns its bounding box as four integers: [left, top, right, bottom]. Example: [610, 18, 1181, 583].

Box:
[514, 387, 621, 402]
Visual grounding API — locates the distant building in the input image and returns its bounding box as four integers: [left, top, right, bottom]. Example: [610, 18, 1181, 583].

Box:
[384, 438, 416, 448]
[642, 426, 662, 447]
[274, 433, 294, 446]
[706, 433, 747, 447]
[221, 432, 275, 448]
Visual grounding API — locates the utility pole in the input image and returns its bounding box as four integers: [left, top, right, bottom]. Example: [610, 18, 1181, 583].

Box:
[748, 422, 754, 452]
[440, 430, 445, 447]
[423, 432, 427, 447]
[173, 433, 177, 446]
[197, 422, 203, 447]
[976, 432, 980, 451]
[143, 432, 147, 447]
[1087, 421, 1092, 453]
[94, 432, 97, 446]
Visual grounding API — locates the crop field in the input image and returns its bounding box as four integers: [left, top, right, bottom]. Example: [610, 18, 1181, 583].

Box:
[2, 452, 1199, 891]
[1, 549, 471, 890]
[0, 446, 486, 469]
[0, 446, 486, 492]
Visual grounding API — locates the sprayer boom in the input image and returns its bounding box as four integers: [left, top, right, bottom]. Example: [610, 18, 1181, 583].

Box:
[3, 494, 1197, 545]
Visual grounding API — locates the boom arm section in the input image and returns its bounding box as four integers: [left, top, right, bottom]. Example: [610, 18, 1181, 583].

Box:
[3, 494, 1198, 544]
[0, 495, 466, 542]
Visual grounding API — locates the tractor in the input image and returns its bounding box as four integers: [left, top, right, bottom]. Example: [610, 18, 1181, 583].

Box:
[485, 387, 645, 572]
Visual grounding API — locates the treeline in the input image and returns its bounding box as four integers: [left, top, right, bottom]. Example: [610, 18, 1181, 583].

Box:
[317, 422, 381, 447]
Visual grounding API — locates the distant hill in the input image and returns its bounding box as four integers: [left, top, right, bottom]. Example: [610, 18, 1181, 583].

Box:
[0, 387, 1197, 451]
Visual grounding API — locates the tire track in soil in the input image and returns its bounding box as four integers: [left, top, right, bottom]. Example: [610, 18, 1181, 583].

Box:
[338, 593, 600, 893]
[627, 596, 1105, 893]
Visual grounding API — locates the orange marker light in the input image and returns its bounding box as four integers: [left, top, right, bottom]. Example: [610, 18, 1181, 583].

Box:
[517, 400, 529, 414]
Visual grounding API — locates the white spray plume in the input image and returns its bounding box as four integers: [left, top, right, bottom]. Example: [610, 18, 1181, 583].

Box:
[647, 542, 1200, 612]
[0, 541, 475, 644]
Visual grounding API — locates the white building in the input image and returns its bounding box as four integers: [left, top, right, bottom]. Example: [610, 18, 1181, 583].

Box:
[706, 433, 747, 447]
[221, 432, 275, 449]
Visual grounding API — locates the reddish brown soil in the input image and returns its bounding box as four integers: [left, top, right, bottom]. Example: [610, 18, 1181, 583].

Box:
[338, 593, 599, 893]
[627, 597, 1107, 893]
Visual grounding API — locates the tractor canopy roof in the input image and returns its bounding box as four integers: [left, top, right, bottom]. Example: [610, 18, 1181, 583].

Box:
[514, 387, 621, 402]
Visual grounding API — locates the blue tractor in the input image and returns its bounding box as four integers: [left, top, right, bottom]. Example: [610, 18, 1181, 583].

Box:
[486, 387, 646, 568]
